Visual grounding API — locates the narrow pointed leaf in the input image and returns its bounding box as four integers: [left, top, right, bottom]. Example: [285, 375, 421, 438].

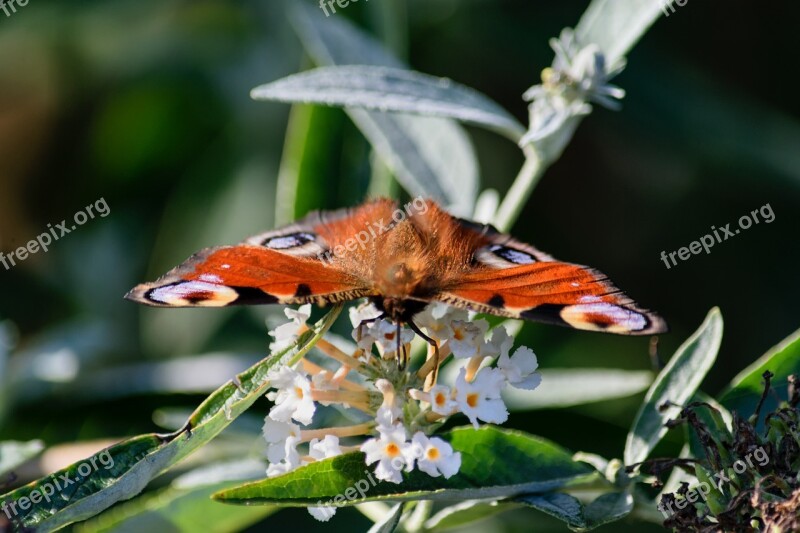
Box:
[213, 426, 596, 506]
[252, 66, 525, 142]
[624, 308, 723, 465]
[719, 327, 800, 417]
[0, 307, 341, 532]
[503, 369, 653, 410]
[368, 503, 404, 533]
[517, 492, 586, 530]
[576, 0, 674, 69]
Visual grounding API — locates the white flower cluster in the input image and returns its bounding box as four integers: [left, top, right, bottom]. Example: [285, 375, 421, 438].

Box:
[520, 28, 625, 156]
[262, 301, 542, 521]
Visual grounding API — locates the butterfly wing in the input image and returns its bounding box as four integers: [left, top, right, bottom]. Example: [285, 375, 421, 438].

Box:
[433, 216, 667, 335]
[124, 201, 398, 308]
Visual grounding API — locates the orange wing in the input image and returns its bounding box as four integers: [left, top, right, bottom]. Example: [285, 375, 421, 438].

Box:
[433, 214, 667, 335]
[124, 202, 398, 308]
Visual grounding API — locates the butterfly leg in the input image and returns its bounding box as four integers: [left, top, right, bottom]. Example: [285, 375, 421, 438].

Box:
[408, 319, 440, 385]
[396, 321, 408, 371]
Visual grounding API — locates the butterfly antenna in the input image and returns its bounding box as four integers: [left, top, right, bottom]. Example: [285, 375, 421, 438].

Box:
[408, 319, 440, 384]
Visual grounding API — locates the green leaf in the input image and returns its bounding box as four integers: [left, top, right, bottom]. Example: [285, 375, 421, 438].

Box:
[518, 491, 633, 531]
[0, 440, 44, 478]
[252, 66, 525, 142]
[517, 492, 586, 530]
[368, 503, 404, 533]
[719, 327, 800, 417]
[287, 2, 478, 216]
[0, 307, 341, 532]
[424, 500, 518, 532]
[213, 426, 596, 506]
[575, 0, 673, 69]
[75, 460, 274, 533]
[624, 308, 723, 466]
[583, 491, 634, 529]
[503, 369, 653, 411]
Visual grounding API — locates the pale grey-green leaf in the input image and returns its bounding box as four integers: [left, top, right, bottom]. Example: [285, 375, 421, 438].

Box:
[576, 0, 675, 69]
[368, 503, 404, 533]
[251, 66, 525, 142]
[624, 308, 723, 465]
[503, 369, 653, 411]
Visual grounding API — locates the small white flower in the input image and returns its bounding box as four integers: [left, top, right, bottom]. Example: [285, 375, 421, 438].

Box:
[361, 425, 415, 484]
[262, 418, 301, 464]
[409, 385, 458, 416]
[266, 366, 316, 425]
[454, 367, 508, 428]
[354, 319, 414, 355]
[447, 319, 490, 359]
[266, 435, 303, 477]
[309, 435, 343, 460]
[308, 506, 337, 522]
[497, 346, 542, 390]
[348, 300, 383, 328]
[375, 379, 402, 428]
[411, 432, 461, 478]
[414, 303, 469, 340]
[520, 28, 625, 152]
[269, 304, 312, 351]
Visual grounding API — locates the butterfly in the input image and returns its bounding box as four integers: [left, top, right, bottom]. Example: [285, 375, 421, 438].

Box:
[126, 198, 667, 338]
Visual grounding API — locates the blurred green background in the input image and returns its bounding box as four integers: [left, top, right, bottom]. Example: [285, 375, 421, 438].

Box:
[0, 0, 798, 531]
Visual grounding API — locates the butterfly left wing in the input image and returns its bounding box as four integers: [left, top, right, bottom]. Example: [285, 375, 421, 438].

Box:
[124, 204, 391, 308]
[433, 218, 667, 335]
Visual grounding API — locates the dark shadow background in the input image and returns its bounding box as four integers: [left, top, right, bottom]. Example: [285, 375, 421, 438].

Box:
[0, 0, 798, 531]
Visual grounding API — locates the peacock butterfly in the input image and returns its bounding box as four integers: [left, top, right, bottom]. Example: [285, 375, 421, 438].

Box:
[126, 198, 666, 336]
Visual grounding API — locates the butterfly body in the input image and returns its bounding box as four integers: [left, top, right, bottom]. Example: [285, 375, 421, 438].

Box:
[126, 198, 666, 335]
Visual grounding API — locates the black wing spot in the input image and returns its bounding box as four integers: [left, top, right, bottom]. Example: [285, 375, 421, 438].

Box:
[489, 244, 536, 265]
[521, 303, 569, 328]
[234, 286, 279, 304]
[487, 294, 505, 308]
[294, 284, 312, 298]
[263, 232, 316, 250]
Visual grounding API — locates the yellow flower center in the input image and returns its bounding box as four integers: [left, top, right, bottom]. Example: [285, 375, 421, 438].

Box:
[385, 443, 400, 457]
[426, 447, 440, 461]
[466, 393, 479, 408]
[295, 387, 304, 399]
[453, 329, 464, 341]
[434, 392, 447, 407]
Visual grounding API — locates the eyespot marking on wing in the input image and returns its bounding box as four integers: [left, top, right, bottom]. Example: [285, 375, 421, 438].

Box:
[490, 244, 537, 264]
[475, 244, 538, 268]
[263, 232, 316, 250]
[141, 281, 280, 307]
[559, 303, 649, 333]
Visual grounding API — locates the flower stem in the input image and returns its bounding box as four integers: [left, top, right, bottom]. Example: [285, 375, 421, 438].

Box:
[301, 423, 374, 442]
